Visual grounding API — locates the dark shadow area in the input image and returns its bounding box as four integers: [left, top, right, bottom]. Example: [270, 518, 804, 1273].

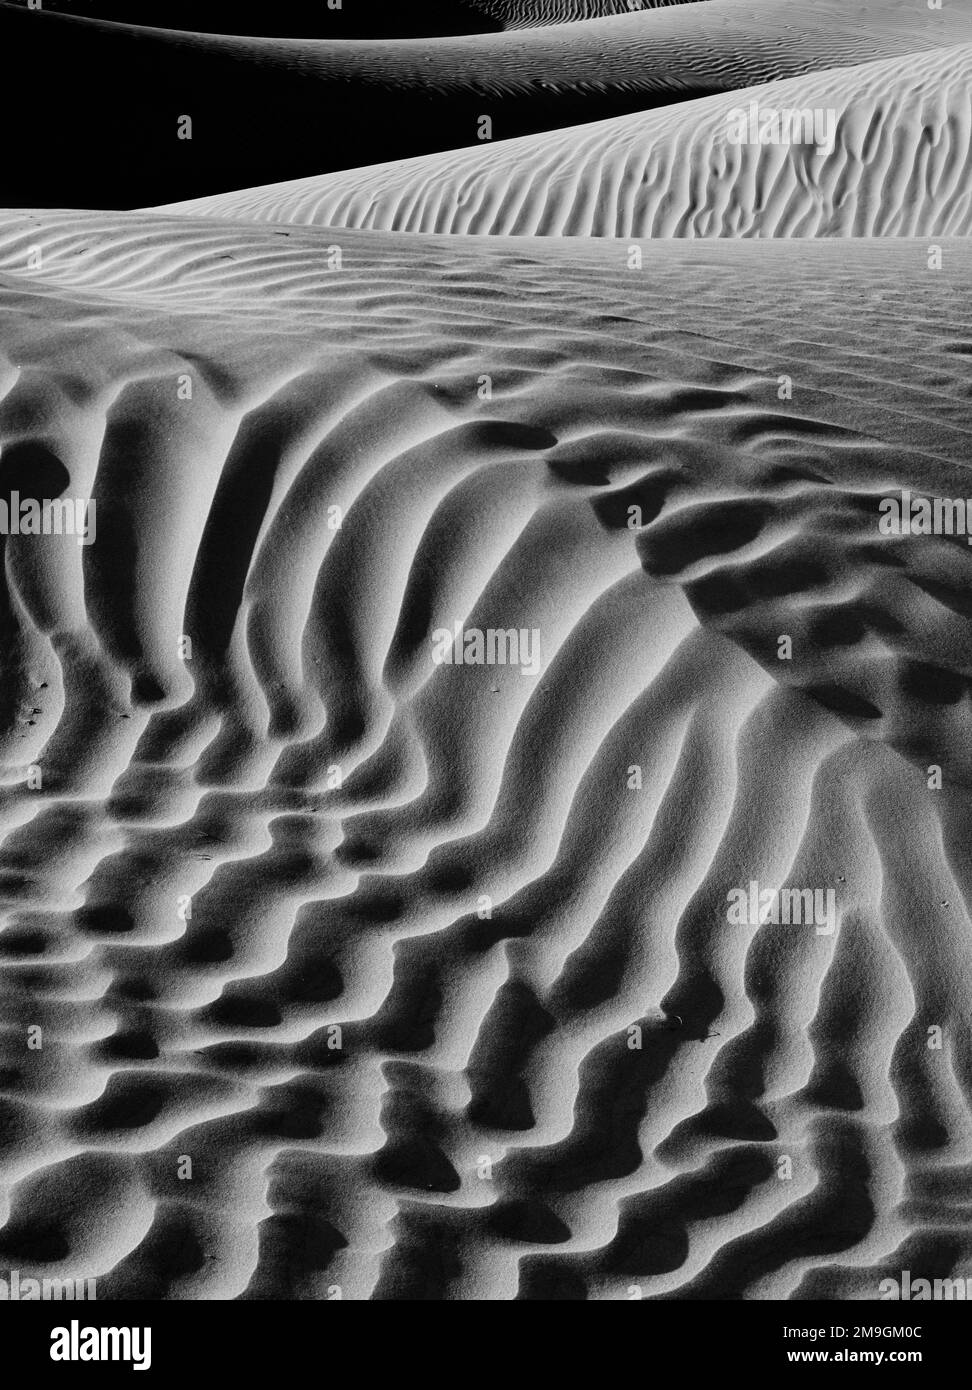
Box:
[0, 5, 722, 208]
[7, 0, 502, 37]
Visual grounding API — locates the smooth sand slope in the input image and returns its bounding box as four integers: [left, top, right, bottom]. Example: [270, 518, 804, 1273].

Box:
[156, 45, 972, 239]
[0, 212, 970, 1297]
[4, 0, 970, 208]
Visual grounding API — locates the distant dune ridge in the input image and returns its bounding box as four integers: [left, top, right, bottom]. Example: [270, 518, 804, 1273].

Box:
[469, 0, 704, 23]
[156, 46, 972, 238]
[2, 0, 972, 1303]
[0, 0, 708, 32]
[5, 0, 972, 206]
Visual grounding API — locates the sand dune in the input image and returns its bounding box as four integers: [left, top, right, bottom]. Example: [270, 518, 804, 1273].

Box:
[0, 212, 971, 1296]
[6, 0, 971, 208]
[16, 0, 968, 96]
[455, 0, 706, 25]
[155, 45, 972, 239]
[3, 0, 972, 1311]
[25, 0, 704, 29]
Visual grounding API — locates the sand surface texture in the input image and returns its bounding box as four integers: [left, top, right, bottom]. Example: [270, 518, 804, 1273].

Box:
[1, 0, 970, 1300]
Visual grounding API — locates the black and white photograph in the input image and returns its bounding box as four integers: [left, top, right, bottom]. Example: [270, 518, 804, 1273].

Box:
[0, 0, 970, 1351]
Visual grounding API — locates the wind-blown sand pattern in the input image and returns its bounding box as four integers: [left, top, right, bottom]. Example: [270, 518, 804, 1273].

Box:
[7, 0, 972, 206]
[468, 0, 709, 24]
[158, 47, 972, 238]
[16, 0, 972, 109]
[1, 0, 971, 1305]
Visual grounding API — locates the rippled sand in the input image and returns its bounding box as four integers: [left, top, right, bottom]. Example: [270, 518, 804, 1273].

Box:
[0, 212, 970, 1297]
